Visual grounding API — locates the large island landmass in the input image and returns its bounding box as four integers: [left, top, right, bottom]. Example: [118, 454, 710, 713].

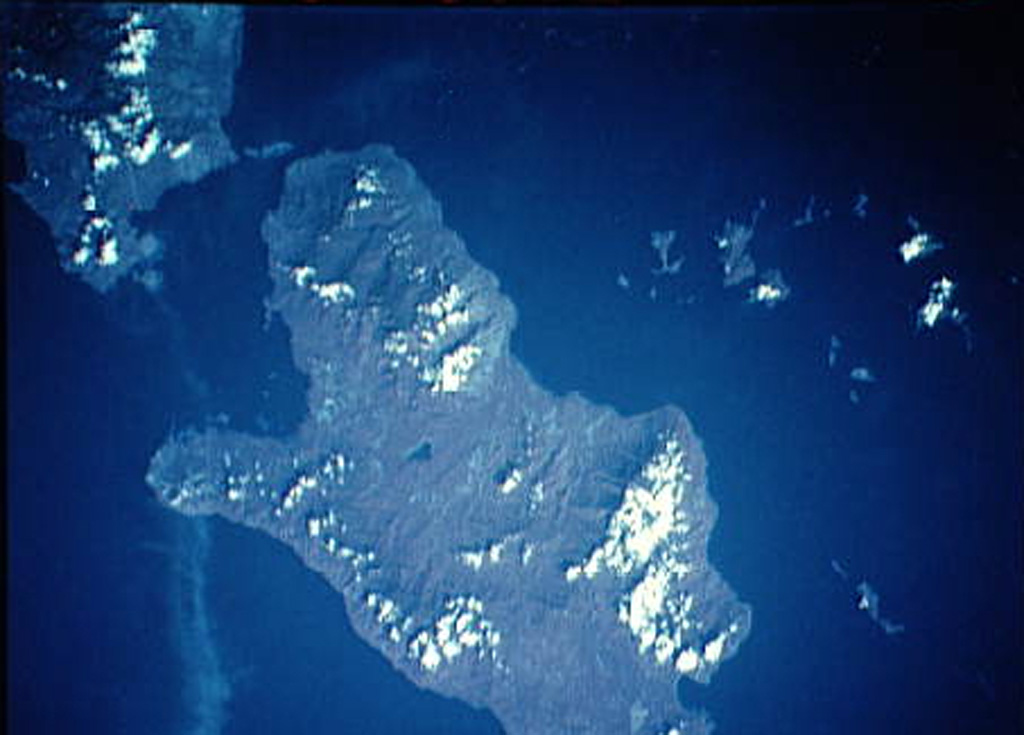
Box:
[147, 145, 752, 735]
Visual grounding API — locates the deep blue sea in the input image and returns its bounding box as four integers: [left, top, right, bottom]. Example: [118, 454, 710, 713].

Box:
[7, 7, 1022, 735]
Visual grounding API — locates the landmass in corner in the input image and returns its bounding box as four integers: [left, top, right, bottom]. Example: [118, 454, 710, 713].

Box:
[3, 4, 242, 292]
[146, 145, 752, 735]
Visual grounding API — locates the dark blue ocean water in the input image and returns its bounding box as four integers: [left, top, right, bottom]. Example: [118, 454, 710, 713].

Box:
[7, 7, 1022, 735]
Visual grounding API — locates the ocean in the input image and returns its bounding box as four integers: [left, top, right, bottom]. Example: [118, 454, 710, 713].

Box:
[7, 6, 1021, 735]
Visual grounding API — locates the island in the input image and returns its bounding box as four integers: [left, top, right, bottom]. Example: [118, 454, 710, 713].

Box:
[3, 4, 242, 292]
[147, 145, 752, 735]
